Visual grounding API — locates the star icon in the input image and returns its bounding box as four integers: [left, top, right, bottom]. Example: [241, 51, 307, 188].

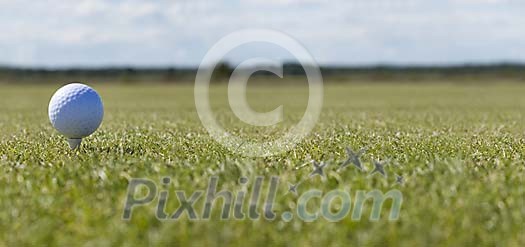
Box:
[339, 147, 366, 171]
[309, 160, 327, 178]
[370, 160, 388, 177]
[288, 183, 300, 195]
[396, 175, 404, 184]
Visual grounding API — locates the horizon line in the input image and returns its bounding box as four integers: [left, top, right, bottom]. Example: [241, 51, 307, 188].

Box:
[2, 61, 525, 71]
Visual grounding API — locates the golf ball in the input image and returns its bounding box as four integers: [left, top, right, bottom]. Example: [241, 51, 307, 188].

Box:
[48, 83, 104, 139]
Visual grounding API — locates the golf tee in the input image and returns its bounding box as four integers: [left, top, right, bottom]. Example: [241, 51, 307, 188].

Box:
[67, 138, 82, 150]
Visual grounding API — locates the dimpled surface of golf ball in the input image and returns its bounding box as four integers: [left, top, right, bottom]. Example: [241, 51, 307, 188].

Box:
[48, 83, 104, 138]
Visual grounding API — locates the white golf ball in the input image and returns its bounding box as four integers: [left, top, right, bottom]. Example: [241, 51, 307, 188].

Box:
[48, 83, 104, 139]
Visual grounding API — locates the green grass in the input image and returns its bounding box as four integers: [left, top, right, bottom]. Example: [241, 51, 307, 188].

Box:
[0, 82, 524, 246]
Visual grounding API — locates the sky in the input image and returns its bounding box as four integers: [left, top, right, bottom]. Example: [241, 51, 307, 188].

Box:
[0, 0, 524, 67]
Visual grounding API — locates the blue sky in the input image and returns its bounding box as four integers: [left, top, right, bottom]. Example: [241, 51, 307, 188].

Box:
[0, 0, 524, 67]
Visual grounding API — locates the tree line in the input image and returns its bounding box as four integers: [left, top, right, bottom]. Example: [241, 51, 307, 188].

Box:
[1, 62, 524, 83]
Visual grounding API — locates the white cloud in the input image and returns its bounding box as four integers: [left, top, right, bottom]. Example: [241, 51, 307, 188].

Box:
[0, 0, 524, 66]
